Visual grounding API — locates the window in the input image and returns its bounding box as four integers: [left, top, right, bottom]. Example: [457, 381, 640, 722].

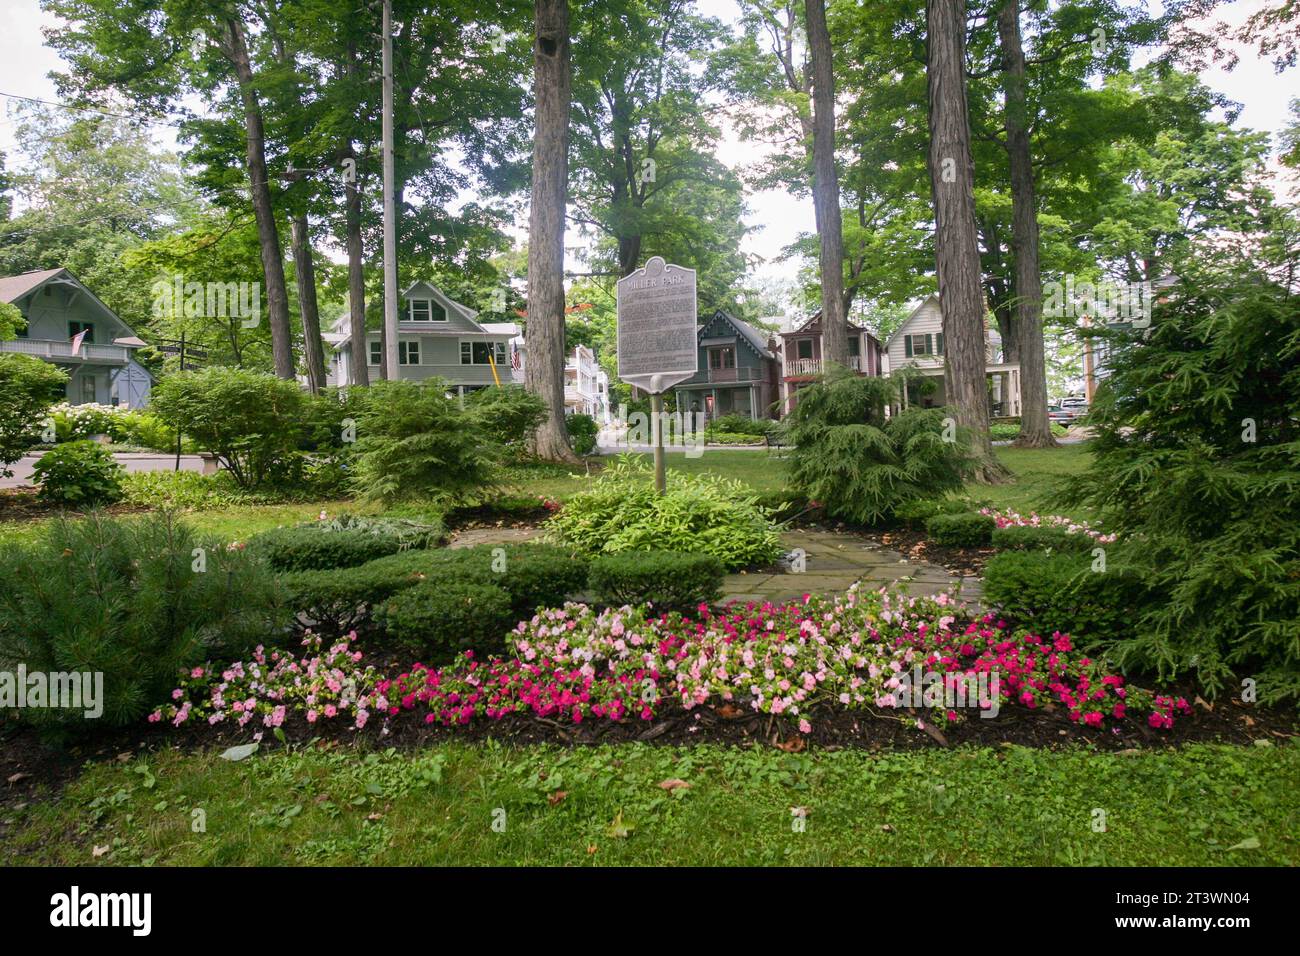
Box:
[408, 299, 447, 322]
[399, 341, 420, 365]
[847, 336, 861, 357]
[904, 333, 938, 357]
[796, 339, 813, 360]
[460, 341, 505, 365]
[80, 376, 96, 403]
[709, 347, 735, 369]
[369, 341, 382, 365]
[68, 321, 95, 343]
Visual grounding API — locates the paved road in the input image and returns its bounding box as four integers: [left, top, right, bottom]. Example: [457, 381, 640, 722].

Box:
[1, 453, 210, 489]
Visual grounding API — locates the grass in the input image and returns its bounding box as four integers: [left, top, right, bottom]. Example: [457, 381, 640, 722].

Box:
[982, 442, 1096, 520]
[0, 444, 1088, 548]
[5, 740, 1296, 866]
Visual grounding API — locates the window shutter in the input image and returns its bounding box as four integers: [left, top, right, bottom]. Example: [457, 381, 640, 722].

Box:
[936, 333, 944, 355]
[925, 333, 933, 355]
[905, 336, 913, 358]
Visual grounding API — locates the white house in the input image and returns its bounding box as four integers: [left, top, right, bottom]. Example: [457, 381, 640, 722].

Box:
[328, 281, 516, 396]
[884, 294, 1021, 417]
[0, 268, 153, 408]
[563, 344, 610, 423]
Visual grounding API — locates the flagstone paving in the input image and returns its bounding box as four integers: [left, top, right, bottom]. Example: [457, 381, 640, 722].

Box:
[448, 526, 982, 606]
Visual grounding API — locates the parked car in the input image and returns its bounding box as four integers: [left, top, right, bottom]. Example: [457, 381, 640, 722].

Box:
[1060, 397, 1089, 413]
[1047, 404, 1076, 428]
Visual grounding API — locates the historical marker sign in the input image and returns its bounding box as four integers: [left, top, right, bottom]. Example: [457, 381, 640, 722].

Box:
[617, 256, 698, 394]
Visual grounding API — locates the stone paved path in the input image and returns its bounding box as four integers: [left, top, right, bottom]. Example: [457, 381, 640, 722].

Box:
[721, 529, 981, 606]
[448, 526, 981, 606]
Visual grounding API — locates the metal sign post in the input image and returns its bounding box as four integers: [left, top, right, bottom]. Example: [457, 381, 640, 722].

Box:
[616, 257, 698, 495]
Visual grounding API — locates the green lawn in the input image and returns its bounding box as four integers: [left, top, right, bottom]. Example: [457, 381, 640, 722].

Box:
[982, 442, 1096, 520]
[5, 740, 1295, 866]
[0, 444, 1094, 548]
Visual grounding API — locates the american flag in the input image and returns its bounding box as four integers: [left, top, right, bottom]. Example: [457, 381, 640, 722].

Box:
[70, 329, 88, 356]
[510, 342, 521, 370]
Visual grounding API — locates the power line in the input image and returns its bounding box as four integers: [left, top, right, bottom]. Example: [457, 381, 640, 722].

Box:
[0, 91, 190, 130]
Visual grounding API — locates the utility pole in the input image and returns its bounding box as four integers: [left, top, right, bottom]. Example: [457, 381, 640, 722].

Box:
[381, 0, 400, 381]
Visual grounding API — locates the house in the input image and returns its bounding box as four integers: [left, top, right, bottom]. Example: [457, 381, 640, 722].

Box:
[564, 344, 611, 423]
[672, 309, 781, 421]
[0, 268, 153, 408]
[883, 294, 1021, 417]
[328, 281, 516, 397]
[776, 312, 883, 415]
[1081, 274, 1175, 403]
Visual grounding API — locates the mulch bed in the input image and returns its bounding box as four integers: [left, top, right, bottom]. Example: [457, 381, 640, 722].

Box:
[0, 488, 148, 525]
[4, 688, 1296, 819]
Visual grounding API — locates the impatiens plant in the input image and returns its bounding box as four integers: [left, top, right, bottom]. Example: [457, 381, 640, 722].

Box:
[149, 633, 382, 731]
[978, 507, 1117, 544]
[149, 587, 1192, 738]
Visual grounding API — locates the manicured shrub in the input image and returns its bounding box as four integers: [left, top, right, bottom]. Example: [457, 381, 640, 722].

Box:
[546, 457, 782, 570]
[0, 353, 65, 478]
[0, 512, 287, 737]
[375, 580, 515, 660]
[706, 414, 772, 437]
[1061, 259, 1300, 703]
[588, 551, 724, 610]
[31, 440, 125, 507]
[247, 525, 417, 572]
[149, 367, 307, 489]
[284, 543, 585, 636]
[924, 512, 996, 547]
[566, 413, 599, 455]
[785, 367, 970, 525]
[981, 550, 1147, 649]
[892, 496, 981, 530]
[466, 385, 547, 455]
[280, 561, 429, 636]
[349, 379, 500, 504]
[991, 524, 1094, 553]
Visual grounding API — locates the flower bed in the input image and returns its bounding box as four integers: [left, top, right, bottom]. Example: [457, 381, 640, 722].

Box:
[151, 585, 1190, 739]
[978, 507, 1116, 544]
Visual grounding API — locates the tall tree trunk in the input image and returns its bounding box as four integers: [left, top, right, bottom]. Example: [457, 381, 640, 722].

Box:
[291, 213, 327, 393]
[997, 0, 1055, 448]
[344, 147, 369, 388]
[926, 0, 1008, 482]
[225, 17, 294, 380]
[805, 0, 847, 368]
[618, 234, 642, 278]
[526, 0, 577, 462]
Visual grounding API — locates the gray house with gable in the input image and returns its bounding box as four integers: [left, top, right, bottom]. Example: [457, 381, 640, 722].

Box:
[0, 268, 153, 407]
[327, 280, 516, 395]
[672, 309, 780, 421]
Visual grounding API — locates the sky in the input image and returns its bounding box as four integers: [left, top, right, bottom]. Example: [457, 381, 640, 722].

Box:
[1, 0, 1296, 299]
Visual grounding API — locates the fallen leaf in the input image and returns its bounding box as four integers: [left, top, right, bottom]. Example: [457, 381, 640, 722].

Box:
[716, 704, 743, 719]
[547, 790, 568, 806]
[605, 810, 633, 839]
[657, 779, 691, 791]
[91, 845, 109, 858]
[1227, 836, 1260, 851]
[774, 737, 806, 753]
[881, 824, 895, 833]
[116, 753, 132, 763]
[1243, 715, 1256, 727]
[586, 844, 598, 855]
[367, 812, 384, 821]
[1194, 695, 1213, 712]
[219, 742, 259, 762]
[6, 772, 28, 785]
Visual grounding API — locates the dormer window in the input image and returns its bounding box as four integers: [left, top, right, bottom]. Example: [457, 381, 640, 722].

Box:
[408, 298, 447, 322]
